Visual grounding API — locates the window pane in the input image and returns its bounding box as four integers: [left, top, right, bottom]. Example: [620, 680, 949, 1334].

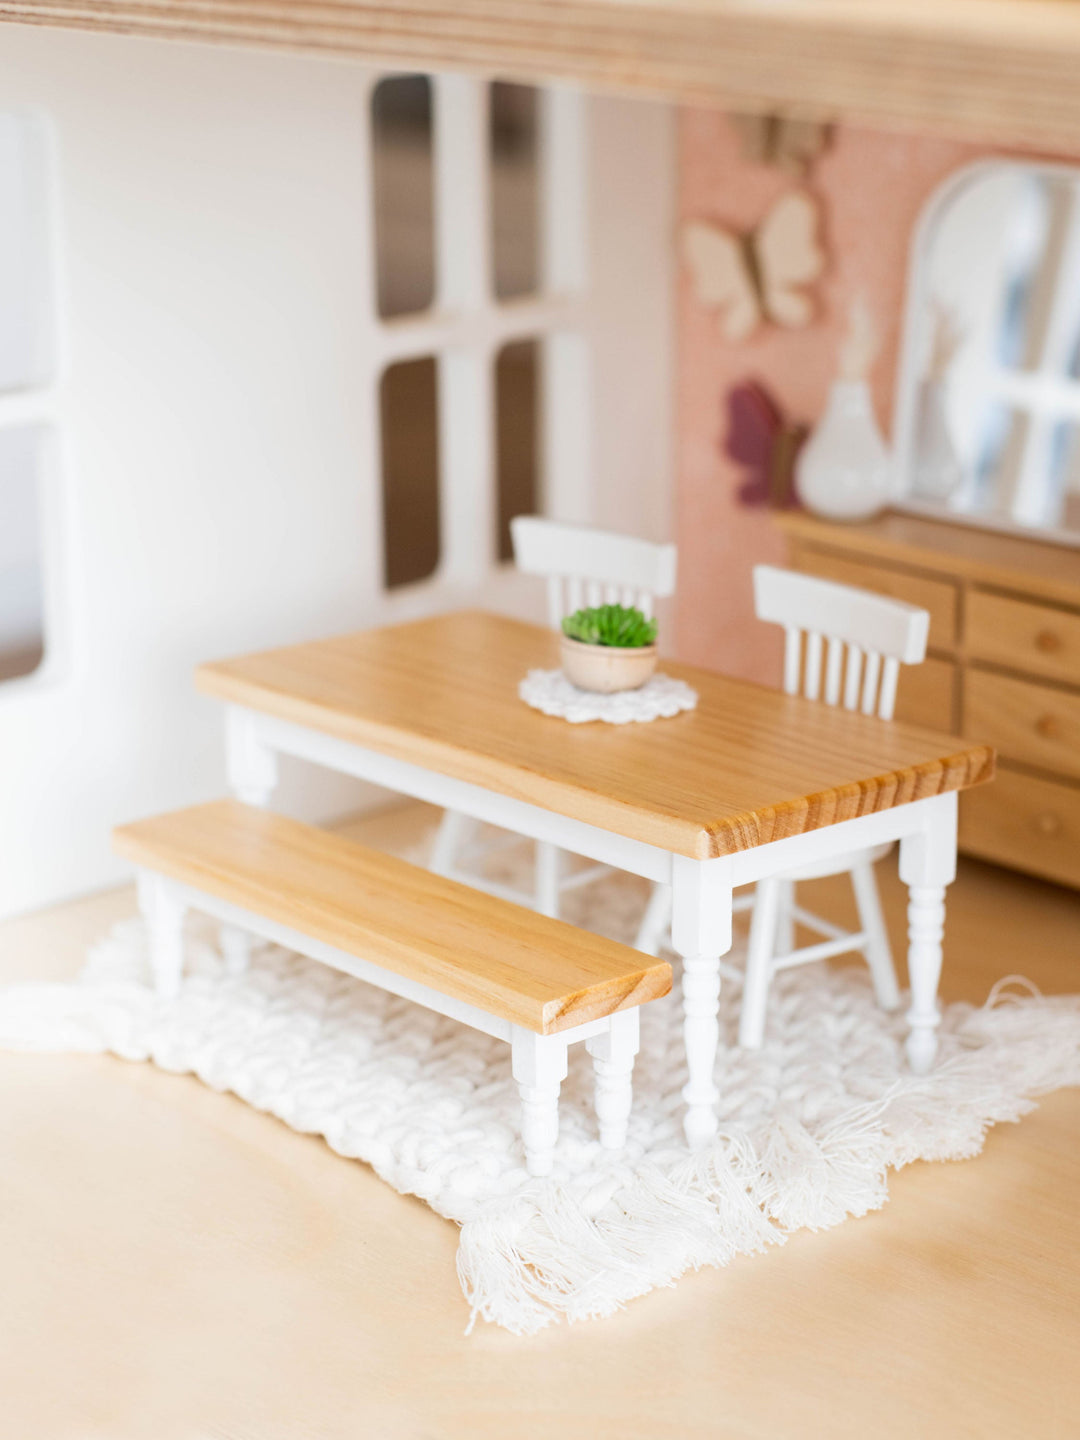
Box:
[372, 76, 435, 319]
[969, 401, 1028, 519]
[380, 358, 440, 587]
[0, 426, 46, 682]
[1045, 418, 1080, 528]
[491, 82, 540, 300]
[0, 113, 51, 393]
[495, 339, 541, 561]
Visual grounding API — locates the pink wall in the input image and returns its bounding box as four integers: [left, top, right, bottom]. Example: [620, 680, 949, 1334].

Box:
[674, 114, 1004, 683]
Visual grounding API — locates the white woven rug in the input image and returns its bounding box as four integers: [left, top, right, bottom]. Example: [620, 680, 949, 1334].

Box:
[2, 857, 1079, 1336]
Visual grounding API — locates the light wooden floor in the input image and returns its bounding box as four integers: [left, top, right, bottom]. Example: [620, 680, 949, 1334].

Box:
[2, 803, 1078, 1440]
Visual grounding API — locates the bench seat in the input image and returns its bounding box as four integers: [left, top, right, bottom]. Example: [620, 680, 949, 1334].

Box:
[114, 800, 672, 1175]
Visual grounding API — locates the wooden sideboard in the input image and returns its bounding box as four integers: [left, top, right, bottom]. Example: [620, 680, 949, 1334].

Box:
[777, 510, 1080, 890]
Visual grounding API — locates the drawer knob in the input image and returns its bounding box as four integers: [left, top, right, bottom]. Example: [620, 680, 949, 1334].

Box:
[1035, 713, 1063, 740]
[1035, 629, 1063, 654]
[1036, 810, 1062, 837]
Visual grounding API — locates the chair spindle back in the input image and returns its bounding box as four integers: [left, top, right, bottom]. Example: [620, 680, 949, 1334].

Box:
[511, 517, 678, 629]
[754, 565, 930, 722]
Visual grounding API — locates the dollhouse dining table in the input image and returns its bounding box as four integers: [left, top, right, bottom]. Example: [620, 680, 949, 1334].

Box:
[196, 610, 994, 1147]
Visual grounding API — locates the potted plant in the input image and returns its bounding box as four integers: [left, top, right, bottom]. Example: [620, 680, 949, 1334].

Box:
[560, 604, 659, 693]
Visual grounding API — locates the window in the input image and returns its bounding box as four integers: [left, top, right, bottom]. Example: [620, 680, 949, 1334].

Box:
[380, 357, 440, 587]
[370, 77, 589, 591]
[0, 113, 54, 685]
[372, 76, 435, 319]
[490, 82, 540, 301]
[495, 338, 541, 561]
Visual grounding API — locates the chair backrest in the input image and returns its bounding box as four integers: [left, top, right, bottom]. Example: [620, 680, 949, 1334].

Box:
[753, 565, 930, 721]
[511, 517, 678, 628]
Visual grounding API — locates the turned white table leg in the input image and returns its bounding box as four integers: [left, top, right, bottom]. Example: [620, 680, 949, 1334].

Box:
[511, 1029, 569, 1177]
[223, 706, 279, 973]
[137, 871, 186, 999]
[671, 854, 734, 1149]
[899, 792, 958, 1074]
[225, 706, 279, 808]
[587, 1009, 640, 1150]
[904, 885, 946, 1071]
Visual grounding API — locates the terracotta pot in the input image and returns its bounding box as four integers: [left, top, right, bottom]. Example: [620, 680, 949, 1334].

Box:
[560, 634, 658, 694]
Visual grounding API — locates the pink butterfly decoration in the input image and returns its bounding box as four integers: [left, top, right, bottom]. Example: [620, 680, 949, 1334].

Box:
[724, 381, 808, 509]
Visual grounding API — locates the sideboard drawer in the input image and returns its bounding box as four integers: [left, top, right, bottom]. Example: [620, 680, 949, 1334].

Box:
[964, 669, 1080, 781]
[793, 548, 959, 652]
[894, 655, 957, 732]
[960, 767, 1080, 890]
[967, 590, 1080, 686]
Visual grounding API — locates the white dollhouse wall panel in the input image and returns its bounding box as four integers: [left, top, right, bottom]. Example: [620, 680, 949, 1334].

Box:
[0, 26, 674, 918]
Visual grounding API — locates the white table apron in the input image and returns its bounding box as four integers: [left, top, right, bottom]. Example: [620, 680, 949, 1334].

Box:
[225, 704, 959, 1148]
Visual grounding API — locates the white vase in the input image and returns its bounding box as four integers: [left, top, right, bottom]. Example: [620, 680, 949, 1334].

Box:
[795, 379, 892, 522]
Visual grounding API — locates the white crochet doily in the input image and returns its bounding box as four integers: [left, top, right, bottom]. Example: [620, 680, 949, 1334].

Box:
[519, 668, 698, 723]
[1, 844, 1078, 1336]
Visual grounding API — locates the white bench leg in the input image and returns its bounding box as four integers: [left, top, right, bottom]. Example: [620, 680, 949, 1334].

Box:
[137, 871, 186, 1000]
[511, 1029, 569, 1177]
[587, 1009, 640, 1150]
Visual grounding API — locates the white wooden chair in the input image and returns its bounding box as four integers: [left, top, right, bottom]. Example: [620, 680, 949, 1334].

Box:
[637, 564, 931, 1050]
[429, 517, 678, 916]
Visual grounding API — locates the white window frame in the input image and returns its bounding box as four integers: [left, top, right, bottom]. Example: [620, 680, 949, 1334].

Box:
[0, 107, 68, 695]
[360, 74, 592, 608]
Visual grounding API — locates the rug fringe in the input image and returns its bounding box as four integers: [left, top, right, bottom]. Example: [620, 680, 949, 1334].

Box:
[4, 920, 1080, 1338]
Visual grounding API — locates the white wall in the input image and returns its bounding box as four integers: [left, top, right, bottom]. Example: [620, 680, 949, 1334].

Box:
[0, 26, 675, 918]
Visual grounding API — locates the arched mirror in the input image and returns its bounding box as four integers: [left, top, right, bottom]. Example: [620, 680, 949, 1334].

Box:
[894, 161, 1080, 546]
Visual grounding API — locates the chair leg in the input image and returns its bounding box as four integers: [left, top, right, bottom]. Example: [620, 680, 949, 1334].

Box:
[534, 841, 561, 918]
[137, 872, 186, 1000]
[774, 878, 795, 957]
[738, 877, 782, 1049]
[851, 858, 901, 1011]
[220, 924, 253, 977]
[587, 1010, 640, 1150]
[511, 1029, 569, 1177]
[429, 809, 473, 877]
[635, 882, 672, 956]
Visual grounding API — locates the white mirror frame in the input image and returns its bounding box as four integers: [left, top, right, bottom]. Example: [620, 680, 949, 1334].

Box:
[892, 156, 1080, 551]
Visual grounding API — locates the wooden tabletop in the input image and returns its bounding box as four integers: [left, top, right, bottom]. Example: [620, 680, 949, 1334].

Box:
[196, 611, 993, 861]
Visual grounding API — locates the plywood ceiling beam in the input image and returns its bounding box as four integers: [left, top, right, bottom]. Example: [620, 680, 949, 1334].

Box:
[3, 0, 1080, 150]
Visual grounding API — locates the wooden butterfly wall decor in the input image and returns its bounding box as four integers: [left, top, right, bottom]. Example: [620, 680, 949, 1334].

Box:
[724, 381, 807, 510]
[682, 190, 826, 343]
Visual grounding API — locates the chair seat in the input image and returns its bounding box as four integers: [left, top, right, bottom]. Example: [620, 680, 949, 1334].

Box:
[774, 840, 894, 884]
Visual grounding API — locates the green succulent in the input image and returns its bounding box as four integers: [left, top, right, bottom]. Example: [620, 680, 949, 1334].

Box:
[561, 604, 658, 649]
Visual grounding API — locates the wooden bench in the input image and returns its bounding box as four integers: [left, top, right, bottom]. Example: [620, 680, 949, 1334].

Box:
[113, 800, 672, 1176]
